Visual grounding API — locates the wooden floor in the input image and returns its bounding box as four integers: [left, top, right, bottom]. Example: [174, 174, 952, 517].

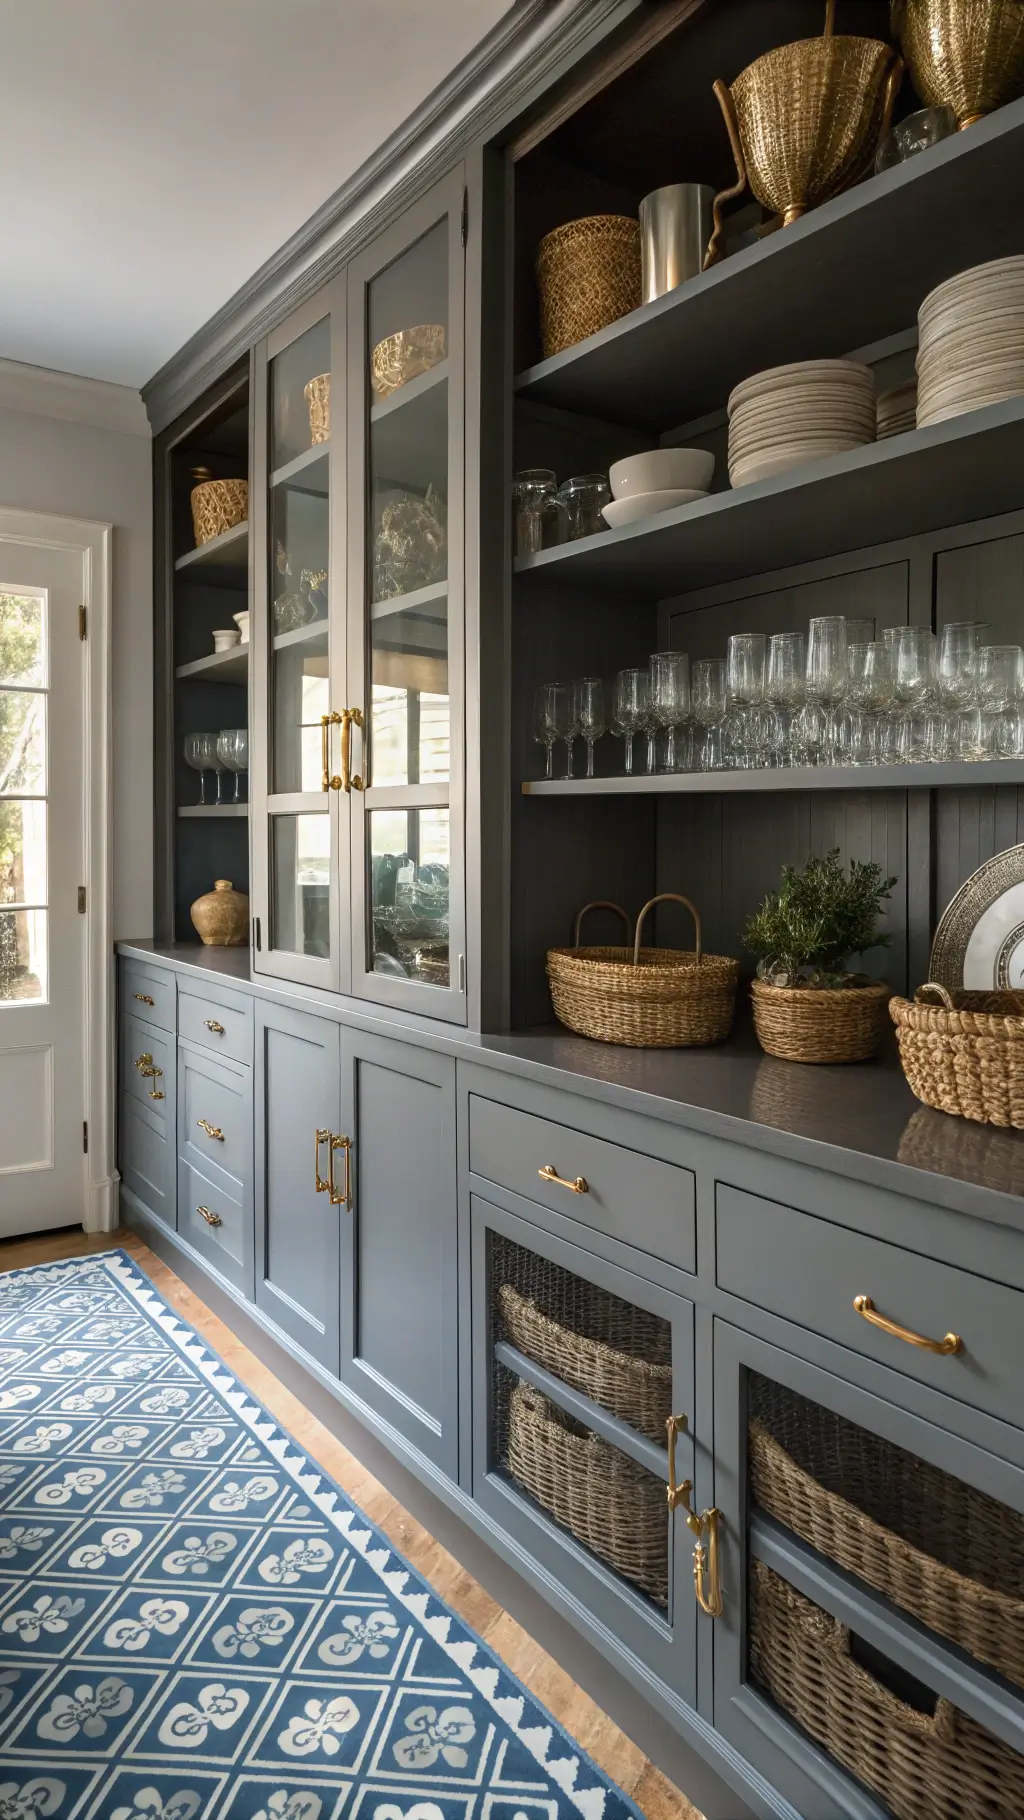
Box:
[0, 1225, 703, 1820]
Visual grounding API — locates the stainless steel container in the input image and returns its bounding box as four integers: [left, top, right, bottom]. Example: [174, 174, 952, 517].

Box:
[639, 184, 715, 302]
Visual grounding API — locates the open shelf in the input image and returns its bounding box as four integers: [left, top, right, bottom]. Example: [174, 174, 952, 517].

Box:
[514, 395, 1024, 596]
[175, 645, 249, 686]
[270, 442, 329, 495]
[522, 760, 1024, 797]
[372, 369, 448, 495]
[370, 358, 448, 423]
[174, 519, 249, 584]
[272, 620, 328, 654]
[514, 98, 1024, 430]
[371, 578, 448, 622]
[177, 804, 249, 819]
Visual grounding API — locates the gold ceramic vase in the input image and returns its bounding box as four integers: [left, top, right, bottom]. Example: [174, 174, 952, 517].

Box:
[191, 878, 249, 947]
[892, 0, 1024, 128]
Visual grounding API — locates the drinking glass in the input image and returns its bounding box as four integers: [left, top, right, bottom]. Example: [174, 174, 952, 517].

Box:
[844, 617, 874, 646]
[978, 645, 1024, 759]
[612, 668, 649, 777]
[766, 632, 805, 765]
[806, 616, 848, 706]
[572, 677, 606, 778]
[937, 621, 989, 711]
[725, 632, 766, 769]
[184, 733, 213, 805]
[557, 474, 612, 540]
[513, 470, 569, 557]
[533, 683, 569, 780]
[832, 708, 879, 766]
[693, 658, 727, 770]
[650, 652, 690, 772]
[216, 728, 249, 802]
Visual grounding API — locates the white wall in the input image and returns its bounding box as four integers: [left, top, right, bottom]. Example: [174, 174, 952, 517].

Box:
[0, 361, 152, 938]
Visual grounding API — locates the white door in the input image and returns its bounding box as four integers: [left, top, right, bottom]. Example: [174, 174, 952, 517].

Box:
[0, 541, 87, 1232]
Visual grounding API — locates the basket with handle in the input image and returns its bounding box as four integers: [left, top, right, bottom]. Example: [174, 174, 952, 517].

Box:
[890, 981, 1024, 1127]
[547, 895, 739, 1047]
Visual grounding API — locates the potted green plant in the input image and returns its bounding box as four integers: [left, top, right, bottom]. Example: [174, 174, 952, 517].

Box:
[745, 850, 897, 1063]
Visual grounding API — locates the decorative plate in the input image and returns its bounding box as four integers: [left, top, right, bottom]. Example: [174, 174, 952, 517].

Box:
[930, 843, 1024, 989]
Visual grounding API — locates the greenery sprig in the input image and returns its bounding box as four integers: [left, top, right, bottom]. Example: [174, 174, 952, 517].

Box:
[743, 849, 896, 976]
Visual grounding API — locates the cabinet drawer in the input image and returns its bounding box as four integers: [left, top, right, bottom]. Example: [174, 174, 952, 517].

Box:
[178, 984, 252, 1065]
[122, 960, 175, 1032]
[119, 1094, 174, 1229]
[469, 1092, 695, 1274]
[716, 1184, 1024, 1430]
[121, 1015, 173, 1121]
[178, 1157, 247, 1287]
[179, 1044, 249, 1192]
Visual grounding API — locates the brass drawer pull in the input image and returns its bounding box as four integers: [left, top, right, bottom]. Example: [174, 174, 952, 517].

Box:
[134, 1053, 153, 1069]
[341, 706, 365, 793]
[666, 1414, 723, 1618]
[853, 1295, 961, 1355]
[329, 1133, 352, 1208]
[196, 1205, 222, 1228]
[196, 1118, 224, 1141]
[204, 1019, 225, 1035]
[133, 992, 155, 1007]
[149, 1090, 165, 1101]
[538, 1164, 588, 1195]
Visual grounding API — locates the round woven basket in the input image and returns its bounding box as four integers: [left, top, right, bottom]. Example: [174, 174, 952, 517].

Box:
[891, 982, 1024, 1127]
[304, 373, 331, 444]
[535, 215, 641, 359]
[750, 977, 891, 1063]
[498, 1281, 671, 1443]
[547, 896, 739, 1048]
[190, 478, 248, 547]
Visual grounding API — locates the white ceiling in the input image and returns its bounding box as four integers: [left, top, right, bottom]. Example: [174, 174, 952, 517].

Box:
[0, 0, 511, 390]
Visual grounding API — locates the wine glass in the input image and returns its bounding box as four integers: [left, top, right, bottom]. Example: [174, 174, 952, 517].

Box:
[217, 728, 249, 802]
[649, 652, 690, 773]
[766, 632, 805, 765]
[184, 731, 219, 805]
[804, 616, 848, 764]
[612, 668, 648, 777]
[533, 684, 569, 781]
[693, 658, 727, 770]
[726, 632, 765, 768]
[572, 677, 606, 779]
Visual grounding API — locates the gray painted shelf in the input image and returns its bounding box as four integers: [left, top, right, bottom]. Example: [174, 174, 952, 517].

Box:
[270, 443, 329, 495]
[177, 804, 248, 818]
[522, 761, 1024, 797]
[174, 520, 248, 584]
[175, 645, 249, 685]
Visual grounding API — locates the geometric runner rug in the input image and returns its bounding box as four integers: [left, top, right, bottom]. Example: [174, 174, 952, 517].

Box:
[0, 1251, 641, 1819]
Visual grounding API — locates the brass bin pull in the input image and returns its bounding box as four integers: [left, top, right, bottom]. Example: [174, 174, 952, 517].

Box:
[538, 1164, 588, 1195]
[133, 992, 155, 1007]
[320, 711, 343, 792]
[196, 1118, 224, 1141]
[329, 1134, 352, 1208]
[340, 707, 365, 794]
[666, 1414, 724, 1618]
[196, 1205, 222, 1229]
[853, 1295, 961, 1356]
[204, 1019, 225, 1035]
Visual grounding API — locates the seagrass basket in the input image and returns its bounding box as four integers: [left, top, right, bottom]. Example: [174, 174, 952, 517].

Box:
[304, 373, 331, 444]
[506, 1379, 668, 1604]
[750, 976, 891, 1063]
[547, 896, 739, 1048]
[749, 1376, 1024, 1689]
[749, 1559, 1024, 1820]
[891, 982, 1024, 1127]
[190, 477, 248, 547]
[535, 215, 641, 359]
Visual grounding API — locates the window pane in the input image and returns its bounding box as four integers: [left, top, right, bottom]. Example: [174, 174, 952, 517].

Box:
[0, 909, 46, 1001]
[0, 592, 45, 687]
[0, 802, 46, 906]
[370, 808, 449, 987]
[270, 316, 331, 474]
[271, 814, 330, 958]
[0, 690, 46, 794]
[370, 598, 449, 786]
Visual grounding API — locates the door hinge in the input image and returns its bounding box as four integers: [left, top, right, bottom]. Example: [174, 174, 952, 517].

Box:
[78, 605, 87, 640]
[461, 187, 468, 248]
[82, 1121, 88, 1155]
[77, 885, 86, 914]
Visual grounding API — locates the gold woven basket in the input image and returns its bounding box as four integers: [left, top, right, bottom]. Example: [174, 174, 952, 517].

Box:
[304, 373, 331, 445]
[371, 324, 446, 400]
[750, 977, 892, 1063]
[893, 0, 1024, 129]
[190, 477, 248, 548]
[891, 981, 1024, 1126]
[547, 895, 739, 1048]
[535, 215, 641, 360]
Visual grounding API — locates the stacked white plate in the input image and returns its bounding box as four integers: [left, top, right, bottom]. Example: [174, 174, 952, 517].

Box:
[727, 360, 876, 488]
[917, 256, 1024, 428]
[876, 380, 917, 440]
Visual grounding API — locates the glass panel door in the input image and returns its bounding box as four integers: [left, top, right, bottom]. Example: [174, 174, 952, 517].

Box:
[347, 169, 466, 1021]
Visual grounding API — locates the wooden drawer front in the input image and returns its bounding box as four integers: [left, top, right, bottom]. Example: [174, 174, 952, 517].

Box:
[121, 1016, 173, 1120]
[120, 1094, 174, 1229]
[469, 1092, 695, 1273]
[179, 1045, 249, 1191]
[178, 985, 253, 1066]
[122, 960, 175, 1032]
[178, 1158, 246, 1284]
[717, 1184, 1024, 1429]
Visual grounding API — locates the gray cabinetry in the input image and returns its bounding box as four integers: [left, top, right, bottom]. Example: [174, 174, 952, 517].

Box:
[177, 1041, 253, 1298]
[119, 1005, 175, 1230]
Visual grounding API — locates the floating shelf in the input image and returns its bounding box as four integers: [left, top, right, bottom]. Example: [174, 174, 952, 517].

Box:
[522, 761, 1024, 797]
[175, 645, 249, 686]
[514, 395, 1024, 596]
[270, 443, 329, 495]
[514, 97, 1024, 430]
[174, 521, 248, 585]
[177, 804, 249, 819]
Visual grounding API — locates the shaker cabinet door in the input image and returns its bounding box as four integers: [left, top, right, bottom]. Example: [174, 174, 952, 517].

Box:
[254, 1001, 342, 1373]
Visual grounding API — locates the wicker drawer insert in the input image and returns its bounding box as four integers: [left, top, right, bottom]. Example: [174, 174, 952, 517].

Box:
[750, 1377, 1024, 1691]
[750, 1560, 1024, 1820]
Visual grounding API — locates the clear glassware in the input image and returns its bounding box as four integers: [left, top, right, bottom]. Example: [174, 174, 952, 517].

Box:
[890, 626, 936, 708]
[844, 617, 875, 646]
[572, 677, 605, 778]
[977, 645, 1024, 760]
[832, 708, 878, 766]
[612, 668, 649, 777]
[558, 474, 612, 540]
[184, 733, 211, 805]
[937, 621, 989, 711]
[692, 658, 727, 770]
[846, 642, 893, 709]
[513, 470, 569, 557]
[216, 728, 250, 802]
[806, 616, 848, 706]
[725, 632, 766, 769]
[766, 632, 805, 765]
[649, 651, 690, 773]
[533, 683, 570, 780]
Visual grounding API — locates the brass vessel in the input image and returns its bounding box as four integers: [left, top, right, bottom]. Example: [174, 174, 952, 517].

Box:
[893, 0, 1024, 129]
[705, 0, 902, 265]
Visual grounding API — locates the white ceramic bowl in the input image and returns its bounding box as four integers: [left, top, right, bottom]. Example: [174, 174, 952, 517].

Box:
[213, 629, 242, 653]
[608, 447, 714, 500]
[602, 487, 707, 528]
[233, 610, 250, 645]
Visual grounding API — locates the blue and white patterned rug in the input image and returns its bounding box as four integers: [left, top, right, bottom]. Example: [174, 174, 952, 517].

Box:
[0, 1250, 641, 1820]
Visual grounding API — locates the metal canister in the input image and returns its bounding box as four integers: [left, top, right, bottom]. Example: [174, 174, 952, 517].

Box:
[639, 184, 715, 302]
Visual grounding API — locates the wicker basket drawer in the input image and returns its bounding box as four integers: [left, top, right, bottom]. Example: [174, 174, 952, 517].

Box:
[749, 1559, 1024, 1820]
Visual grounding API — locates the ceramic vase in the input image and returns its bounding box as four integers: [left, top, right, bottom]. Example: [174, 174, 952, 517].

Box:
[191, 878, 249, 947]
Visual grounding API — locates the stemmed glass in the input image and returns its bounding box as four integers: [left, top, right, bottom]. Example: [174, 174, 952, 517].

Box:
[217, 728, 249, 802]
[889, 626, 936, 762]
[572, 677, 606, 778]
[612, 668, 648, 777]
[184, 731, 222, 805]
[693, 658, 727, 770]
[533, 683, 569, 780]
[799, 616, 848, 765]
[937, 621, 988, 759]
[834, 642, 893, 765]
[649, 652, 690, 772]
[975, 645, 1024, 759]
[765, 632, 805, 766]
[725, 632, 765, 768]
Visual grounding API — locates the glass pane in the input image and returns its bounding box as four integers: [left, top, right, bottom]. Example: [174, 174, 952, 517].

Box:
[270, 316, 331, 474]
[369, 807, 449, 987]
[0, 801, 46, 907]
[271, 814, 330, 958]
[370, 600, 449, 787]
[0, 690, 46, 794]
[0, 592, 45, 687]
[368, 218, 448, 401]
[269, 316, 331, 794]
[0, 909, 46, 1002]
[272, 634, 329, 794]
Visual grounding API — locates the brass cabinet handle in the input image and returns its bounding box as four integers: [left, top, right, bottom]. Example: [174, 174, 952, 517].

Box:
[853, 1294, 961, 1356]
[666, 1414, 724, 1618]
[204, 1019, 225, 1035]
[340, 707, 365, 793]
[196, 1204, 222, 1228]
[196, 1118, 224, 1141]
[320, 711, 343, 792]
[133, 992, 155, 1007]
[148, 1090, 165, 1101]
[134, 1053, 153, 1069]
[538, 1164, 588, 1195]
[329, 1133, 352, 1207]
[315, 1128, 334, 1194]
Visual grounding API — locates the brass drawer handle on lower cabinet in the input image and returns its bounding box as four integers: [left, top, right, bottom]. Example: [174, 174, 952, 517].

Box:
[196, 1205, 222, 1229]
[314, 1128, 352, 1208]
[196, 1118, 224, 1141]
[133, 992, 155, 1006]
[666, 1414, 724, 1618]
[204, 1019, 224, 1035]
[538, 1164, 588, 1195]
[853, 1294, 961, 1356]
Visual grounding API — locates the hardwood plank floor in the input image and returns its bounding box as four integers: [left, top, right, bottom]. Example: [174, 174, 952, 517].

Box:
[0, 1225, 703, 1820]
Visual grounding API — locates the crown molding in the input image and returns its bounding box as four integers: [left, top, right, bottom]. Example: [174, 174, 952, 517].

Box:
[143, 0, 638, 434]
[0, 357, 150, 438]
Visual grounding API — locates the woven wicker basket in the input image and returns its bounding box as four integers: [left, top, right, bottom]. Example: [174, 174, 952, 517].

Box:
[749, 1378, 1024, 1689]
[190, 478, 248, 547]
[507, 1379, 668, 1604]
[498, 1279, 671, 1443]
[749, 1559, 1024, 1820]
[891, 982, 1024, 1127]
[304, 373, 331, 445]
[750, 976, 891, 1063]
[535, 215, 641, 359]
[547, 896, 739, 1048]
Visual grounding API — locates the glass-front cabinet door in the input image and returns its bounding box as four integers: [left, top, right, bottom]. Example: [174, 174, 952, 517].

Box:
[346, 169, 467, 1021]
[251, 281, 347, 990]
